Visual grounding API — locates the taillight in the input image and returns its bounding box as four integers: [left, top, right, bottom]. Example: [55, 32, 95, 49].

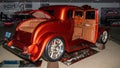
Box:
[7, 40, 13, 47]
[28, 44, 38, 55]
[22, 46, 29, 54]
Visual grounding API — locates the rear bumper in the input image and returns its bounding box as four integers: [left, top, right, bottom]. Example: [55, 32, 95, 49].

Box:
[3, 44, 30, 61]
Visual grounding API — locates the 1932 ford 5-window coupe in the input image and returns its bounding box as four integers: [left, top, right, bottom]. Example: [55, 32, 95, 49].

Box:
[4, 5, 109, 62]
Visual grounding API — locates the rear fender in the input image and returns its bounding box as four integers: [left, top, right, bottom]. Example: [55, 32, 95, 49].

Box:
[29, 33, 65, 62]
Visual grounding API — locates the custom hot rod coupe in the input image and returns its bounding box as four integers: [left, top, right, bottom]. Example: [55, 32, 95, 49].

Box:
[4, 5, 109, 62]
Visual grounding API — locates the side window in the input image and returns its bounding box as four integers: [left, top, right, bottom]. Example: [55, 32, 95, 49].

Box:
[75, 11, 83, 17]
[67, 10, 73, 18]
[86, 11, 95, 19]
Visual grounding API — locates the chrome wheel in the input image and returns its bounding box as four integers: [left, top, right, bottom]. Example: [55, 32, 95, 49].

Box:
[48, 38, 64, 60]
[95, 30, 108, 50]
[101, 31, 108, 43]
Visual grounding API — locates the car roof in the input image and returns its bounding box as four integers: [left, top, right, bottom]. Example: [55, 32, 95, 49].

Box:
[40, 5, 83, 10]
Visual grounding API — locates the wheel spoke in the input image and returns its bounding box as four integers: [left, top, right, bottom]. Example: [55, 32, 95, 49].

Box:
[50, 51, 54, 58]
[102, 31, 108, 42]
[55, 51, 60, 58]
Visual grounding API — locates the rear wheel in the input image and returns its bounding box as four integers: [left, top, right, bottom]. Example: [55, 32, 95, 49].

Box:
[96, 30, 109, 50]
[42, 37, 65, 62]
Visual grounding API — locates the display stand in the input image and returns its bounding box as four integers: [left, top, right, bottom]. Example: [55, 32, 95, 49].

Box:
[47, 61, 59, 68]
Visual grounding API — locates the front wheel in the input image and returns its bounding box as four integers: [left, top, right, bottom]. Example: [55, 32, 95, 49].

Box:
[99, 30, 109, 44]
[96, 30, 109, 50]
[42, 37, 65, 62]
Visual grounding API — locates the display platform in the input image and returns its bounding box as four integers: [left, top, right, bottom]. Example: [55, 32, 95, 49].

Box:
[61, 48, 98, 65]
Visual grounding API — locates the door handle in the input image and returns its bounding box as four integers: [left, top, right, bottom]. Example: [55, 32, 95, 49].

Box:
[84, 23, 91, 26]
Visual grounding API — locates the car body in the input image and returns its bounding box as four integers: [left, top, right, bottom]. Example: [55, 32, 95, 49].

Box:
[4, 5, 109, 62]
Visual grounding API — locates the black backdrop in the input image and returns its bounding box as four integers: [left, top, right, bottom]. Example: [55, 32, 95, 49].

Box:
[101, 8, 120, 26]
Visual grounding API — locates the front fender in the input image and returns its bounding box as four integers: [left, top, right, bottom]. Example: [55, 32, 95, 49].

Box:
[98, 26, 109, 38]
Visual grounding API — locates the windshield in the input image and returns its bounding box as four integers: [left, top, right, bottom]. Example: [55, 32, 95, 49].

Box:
[32, 11, 51, 19]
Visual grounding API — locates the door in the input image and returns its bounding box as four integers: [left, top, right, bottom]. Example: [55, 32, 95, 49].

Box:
[81, 10, 98, 43]
[72, 10, 83, 40]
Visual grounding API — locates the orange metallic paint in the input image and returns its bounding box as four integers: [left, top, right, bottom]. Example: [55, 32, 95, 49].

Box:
[94, 10, 99, 43]
[60, 8, 66, 20]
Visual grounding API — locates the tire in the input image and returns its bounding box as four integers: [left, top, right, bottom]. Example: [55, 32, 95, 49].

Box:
[98, 30, 109, 44]
[96, 30, 109, 50]
[42, 37, 65, 62]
